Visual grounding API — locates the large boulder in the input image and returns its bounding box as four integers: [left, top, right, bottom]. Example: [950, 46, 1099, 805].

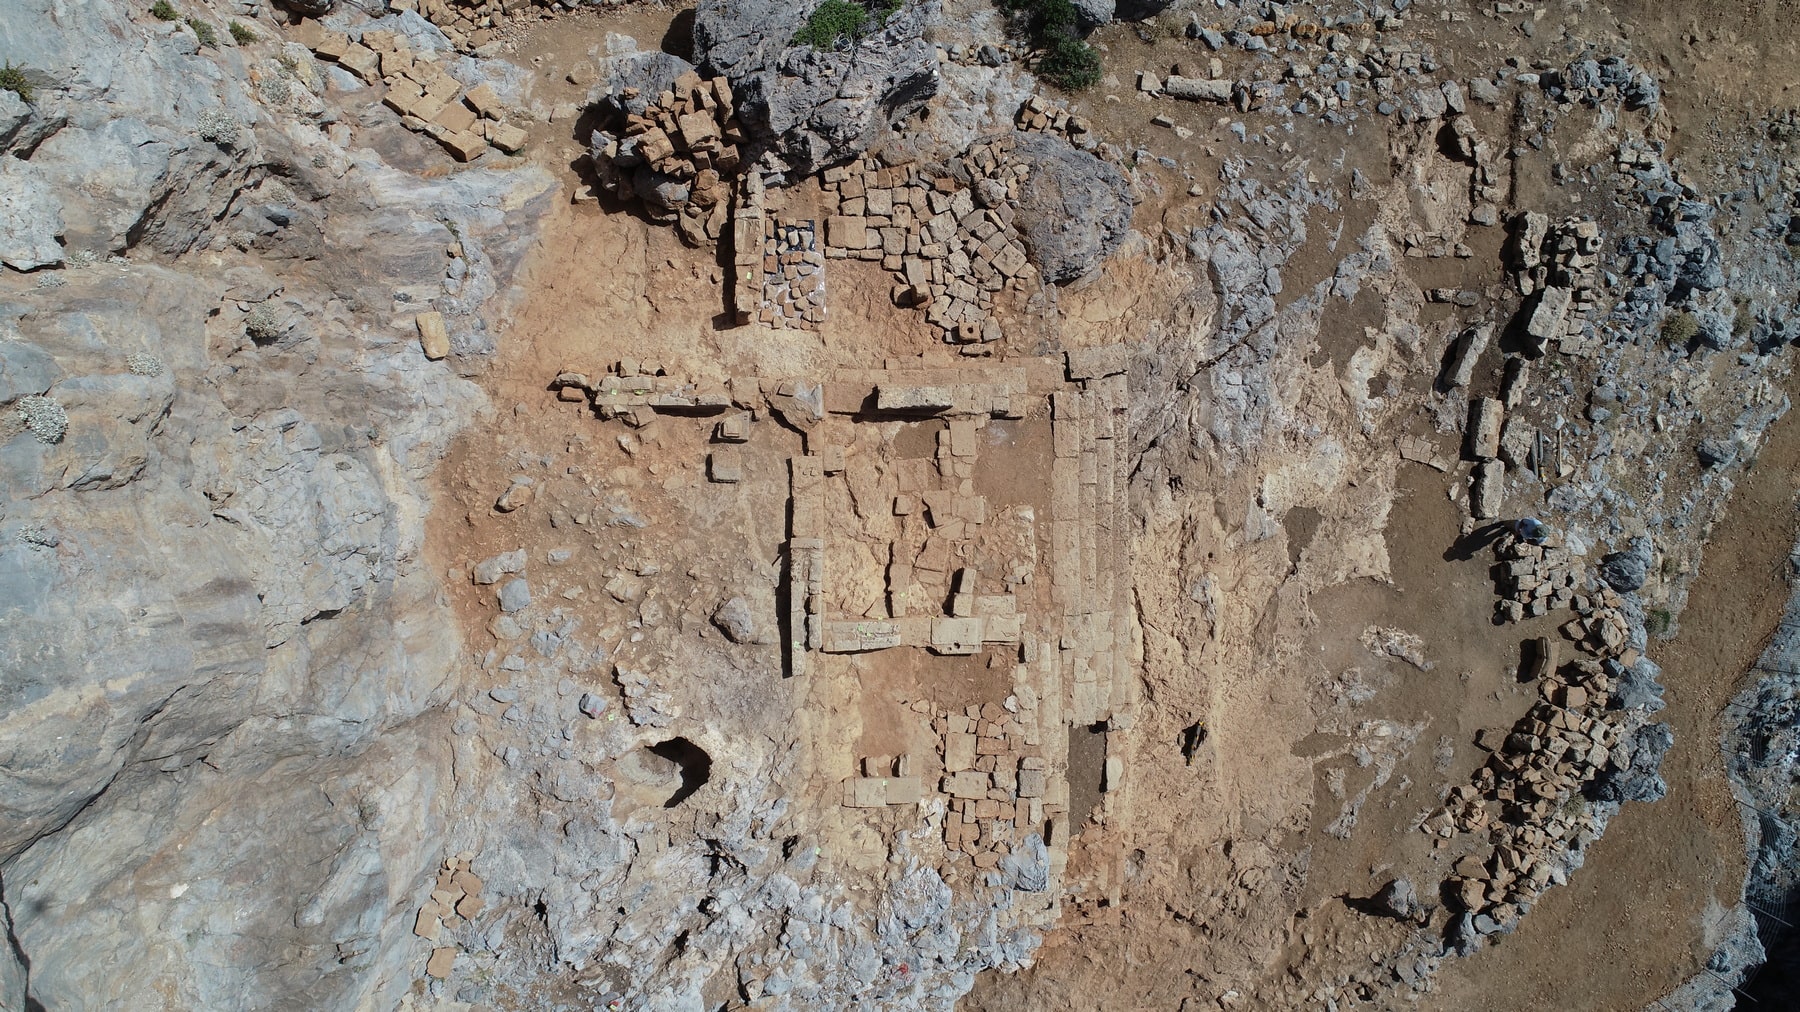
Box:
[590, 46, 697, 120]
[691, 0, 940, 176]
[1115, 0, 1176, 20]
[1012, 131, 1135, 284]
[1599, 535, 1653, 592]
[0, 156, 64, 270]
[1072, 0, 1115, 27]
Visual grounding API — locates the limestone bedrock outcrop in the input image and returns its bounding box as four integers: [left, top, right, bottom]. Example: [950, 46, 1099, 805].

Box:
[0, 0, 554, 1008]
[691, 0, 941, 176]
[1012, 131, 1136, 284]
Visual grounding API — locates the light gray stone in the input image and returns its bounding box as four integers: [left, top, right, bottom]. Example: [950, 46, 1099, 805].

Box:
[692, 0, 940, 176]
[498, 578, 531, 613]
[1012, 132, 1134, 285]
[0, 156, 65, 270]
[473, 549, 526, 585]
[1163, 76, 1234, 103]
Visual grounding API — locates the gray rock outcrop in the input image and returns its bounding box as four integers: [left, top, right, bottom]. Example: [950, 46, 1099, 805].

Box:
[692, 0, 941, 176]
[1011, 131, 1135, 284]
[1600, 536, 1654, 593]
[1072, 0, 1116, 27]
[0, 157, 64, 270]
[1114, 0, 1176, 20]
[0, 1, 555, 1008]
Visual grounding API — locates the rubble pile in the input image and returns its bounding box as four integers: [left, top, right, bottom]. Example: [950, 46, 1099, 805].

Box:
[1424, 632, 1633, 952]
[1511, 213, 1606, 357]
[1492, 538, 1580, 622]
[292, 20, 526, 161]
[930, 701, 1054, 872]
[821, 144, 1038, 345]
[411, 853, 486, 981]
[757, 219, 825, 331]
[1014, 95, 1098, 151]
[551, 360, 735, 429]
[588, 70, 747, 243]
[388, 0, 548, 55]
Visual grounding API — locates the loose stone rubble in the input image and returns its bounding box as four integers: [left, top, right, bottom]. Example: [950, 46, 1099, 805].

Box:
[292, 18, 529, 162]
[821, 145, 1037, 344]
[412, 852, 486, 980]
[9, 1, 1800, 1010]
[587, 69, 745, 242]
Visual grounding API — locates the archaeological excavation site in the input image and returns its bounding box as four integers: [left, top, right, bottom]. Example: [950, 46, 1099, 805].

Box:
[8, 0, 1800, 1008]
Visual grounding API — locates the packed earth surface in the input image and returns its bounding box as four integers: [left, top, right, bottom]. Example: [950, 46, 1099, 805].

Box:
[3, 0, 1800, 1010]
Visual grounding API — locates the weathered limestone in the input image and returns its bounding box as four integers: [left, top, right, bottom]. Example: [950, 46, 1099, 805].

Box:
[1470, 460, 1506, 519]
[1467, 398, 1504, 460]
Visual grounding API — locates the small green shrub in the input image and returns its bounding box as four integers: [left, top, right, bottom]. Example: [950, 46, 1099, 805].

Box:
[229, 20, 256, 45]
[996, 0, 1104, 92]
[187, 17, 218, 48]
[794, 0, 874, 50]
[1038, 35, 1101, 91]
[151, 1, 179, 21]
[1661, 310, 1700, 344]
[0, 61, 30, 103]
[1732, 294, 1754, 338]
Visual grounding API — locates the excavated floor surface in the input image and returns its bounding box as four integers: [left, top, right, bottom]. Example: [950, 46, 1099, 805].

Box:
[418, 1, 1800, 1009]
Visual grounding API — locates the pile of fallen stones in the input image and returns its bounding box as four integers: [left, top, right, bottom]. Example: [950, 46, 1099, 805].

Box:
[1014, 96, 1098, 152]
[821, 144, 1037, 345]
[589, 70, 746, 243]
[758, 219, 824, 330]
[552, 360, 735, 429]
[413, 852, 486, 981]
[388, 0, 547, 56]
[933, 701, 1048, 872]
[1511, 213, 1605, 356]
[1424, 638, 1625, 950]
[290, 20, 525, 162]
[1492, 536, 1579, 622]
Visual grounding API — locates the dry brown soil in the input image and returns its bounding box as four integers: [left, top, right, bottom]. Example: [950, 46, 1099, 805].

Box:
[420, 1, 1800, 1009]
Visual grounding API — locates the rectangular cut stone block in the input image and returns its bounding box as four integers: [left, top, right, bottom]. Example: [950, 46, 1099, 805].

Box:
[1467, 397, 1504, 460]
[822, 620, 901, 653]
[847, 777, 888, 808]
[827, 215, 869, 250]
[945, 771, 988, 799]
[1471, 460, 1506, 519]
[885, 776, 923, 805]
[1526, 286, 1572, 343]
[463, 83, 502, 119]
[877, 385, 954, 412]
[930, 617, 984, 655]
[338, 44, 381, 82]
[1164, 75, 1234, 101]
[944, 732, 976, 772]
[439, 131, 488, 162]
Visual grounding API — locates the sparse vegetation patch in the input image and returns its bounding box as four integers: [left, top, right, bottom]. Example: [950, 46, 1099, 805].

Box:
[1661, 310, 1700, 344]
[998, 0, 1103, 92]
[0, 61, 32, 103]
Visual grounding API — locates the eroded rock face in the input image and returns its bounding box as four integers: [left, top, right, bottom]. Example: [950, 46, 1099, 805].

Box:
[692, 0, 941, 176]
[0, 157, 63, 270]
[1011, 131, 1135, 284]
[0, 1, 554, 1007]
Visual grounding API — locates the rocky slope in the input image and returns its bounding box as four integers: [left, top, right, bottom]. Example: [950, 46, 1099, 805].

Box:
[0, 1, 552, 1008]
[4, 0, 1800, 1010]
